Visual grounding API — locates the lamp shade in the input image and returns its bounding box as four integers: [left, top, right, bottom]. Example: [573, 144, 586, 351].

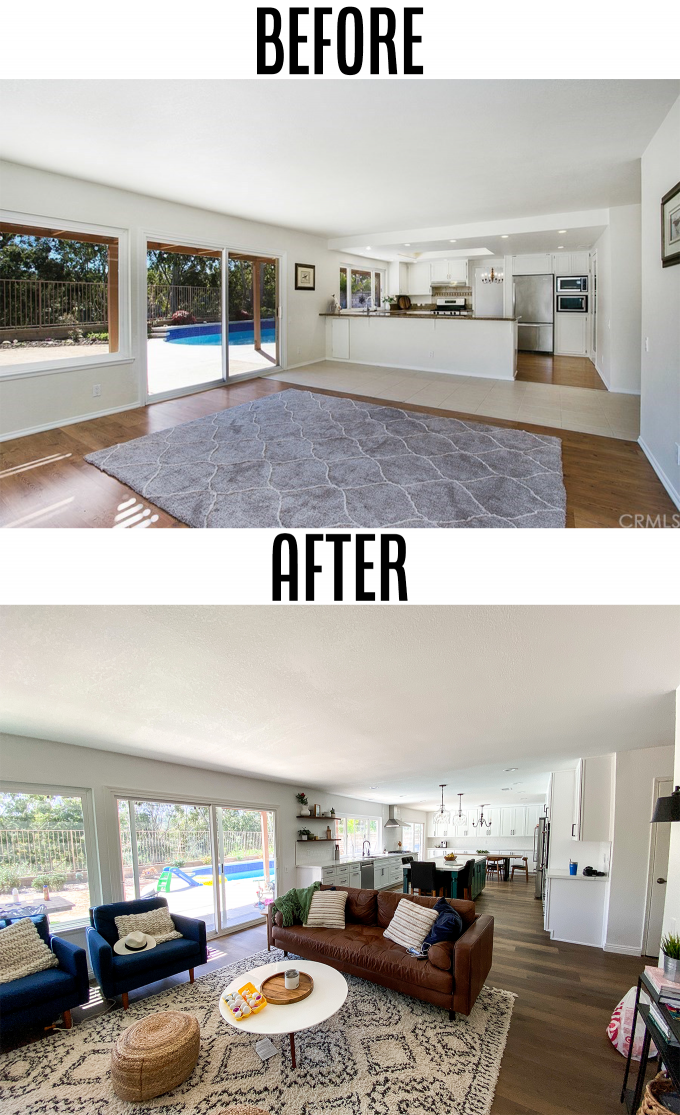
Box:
[651, 785, 680, 823]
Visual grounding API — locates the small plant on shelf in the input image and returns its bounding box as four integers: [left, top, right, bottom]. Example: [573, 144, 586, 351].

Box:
[298, 828, 313, 841]
[296, 792, 310, 816]
[476, 850, 489, 854]
[661, 932, 680, 982]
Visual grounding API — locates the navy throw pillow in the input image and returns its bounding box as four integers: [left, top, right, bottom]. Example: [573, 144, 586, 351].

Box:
[423, 897, 464, 948]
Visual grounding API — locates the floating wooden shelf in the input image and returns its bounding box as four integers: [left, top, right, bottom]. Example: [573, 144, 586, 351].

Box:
[296, 838, 341, 842]
[296, 815, 336, 820]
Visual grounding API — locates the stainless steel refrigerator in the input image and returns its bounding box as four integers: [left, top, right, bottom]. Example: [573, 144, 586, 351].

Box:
[534, 814, 550, 899]
[514, 274, 554, 353]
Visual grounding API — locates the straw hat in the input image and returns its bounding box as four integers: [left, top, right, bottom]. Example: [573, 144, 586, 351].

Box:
[113, 930, 157, 955]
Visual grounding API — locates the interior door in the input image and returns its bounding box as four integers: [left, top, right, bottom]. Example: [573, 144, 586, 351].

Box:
[644, 778, 673, 956]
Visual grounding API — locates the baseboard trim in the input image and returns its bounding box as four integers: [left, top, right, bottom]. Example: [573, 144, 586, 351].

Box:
[604, 944, 642, 956]
[638, 437, 680, 511]
[0, 399, 143, 443]
[268, 358, 325, 373]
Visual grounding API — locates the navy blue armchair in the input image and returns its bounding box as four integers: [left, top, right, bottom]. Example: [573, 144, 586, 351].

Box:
[0, 915, 89, 1034]
[86, 896, 207, 1009]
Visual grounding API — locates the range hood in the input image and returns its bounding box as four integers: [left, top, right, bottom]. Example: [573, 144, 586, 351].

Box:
[385, 806, 402, 828]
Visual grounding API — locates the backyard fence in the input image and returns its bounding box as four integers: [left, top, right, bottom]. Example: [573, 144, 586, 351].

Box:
[119, 828, 269, 869]
[0, 828, 88, 875]
[0, 280, 109, 330]
[147, 284, 221, 323]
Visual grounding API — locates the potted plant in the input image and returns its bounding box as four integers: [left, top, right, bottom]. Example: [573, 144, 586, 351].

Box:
[296, 792, 310, 816]
[330, 807, 335, 817]
[383, 296, 398, 313]
[661, 932, 680, 983]
[298, 828, 313, 841]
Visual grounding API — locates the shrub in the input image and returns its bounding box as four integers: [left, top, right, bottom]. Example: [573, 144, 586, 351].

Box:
[171, 310, 196, 326]
[32, 874, 67, 891]
[172, 859, 186, 868]
[85, 331, 108, 342]
[0, 865, 21, 892]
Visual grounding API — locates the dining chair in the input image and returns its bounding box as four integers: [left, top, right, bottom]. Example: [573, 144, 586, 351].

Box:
[485, 858, 499, 880]
[410, 861, 443, 897]
[510, 856, 529, 882]
[456, 859, 476, 901]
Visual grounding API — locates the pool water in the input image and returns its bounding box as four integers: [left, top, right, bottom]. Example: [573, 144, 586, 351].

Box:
[166, 322, 276, 347]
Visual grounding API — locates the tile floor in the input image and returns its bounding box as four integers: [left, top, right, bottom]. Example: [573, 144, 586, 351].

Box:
[272, 361, 640, 441]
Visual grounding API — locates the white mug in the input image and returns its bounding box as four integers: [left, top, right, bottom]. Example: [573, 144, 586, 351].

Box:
[284, 969, 299, 990]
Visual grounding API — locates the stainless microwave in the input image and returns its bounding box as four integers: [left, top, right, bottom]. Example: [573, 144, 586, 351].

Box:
[556, 276, 588, 293]
[556, 293, 588, 313]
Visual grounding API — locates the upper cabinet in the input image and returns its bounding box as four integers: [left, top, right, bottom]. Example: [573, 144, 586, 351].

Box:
[512, 254, 553, 276]
[552, 251, 590, 277]
[407, 261, 432, 295]
[572, 755, 613, 842]
[408, 258, 468, 295]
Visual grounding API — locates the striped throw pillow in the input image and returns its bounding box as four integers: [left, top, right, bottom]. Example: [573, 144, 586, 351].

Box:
[383, 900, 438, 951]
[304, 889, 347, 928]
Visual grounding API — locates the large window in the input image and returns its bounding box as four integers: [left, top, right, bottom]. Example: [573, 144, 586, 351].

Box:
[336, 816, 382, 857]
[0, 221, 119, 368]
[401, 821, 424, 858]
[117, 797, 276, 937]
[0, 789, 95, 929]
[339, 266, 385, 311]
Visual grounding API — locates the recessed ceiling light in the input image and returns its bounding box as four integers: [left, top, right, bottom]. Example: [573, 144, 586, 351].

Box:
[503, 768, 518, 772]
[557, 245, 564, 249]
[501, 235, 509, 239]
[501, 787, 511, 791]
[369, 785, 378, 790]
[449, 240, 457, 243]
[404, 243, 411, 246]
[558, 230, 567, 234]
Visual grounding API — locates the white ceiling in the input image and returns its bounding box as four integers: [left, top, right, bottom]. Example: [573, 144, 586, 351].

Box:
[350, 226, 608, 264]
[1, 80, 678, 239]
[1, 607, 678, 811]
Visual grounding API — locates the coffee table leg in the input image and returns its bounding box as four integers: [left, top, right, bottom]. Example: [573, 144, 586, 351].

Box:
[289, 1032, 296, 1069]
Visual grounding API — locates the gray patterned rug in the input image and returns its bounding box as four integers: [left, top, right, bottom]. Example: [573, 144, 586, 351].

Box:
[85, 389, 566, 528]
[0, 947, 514, 1114]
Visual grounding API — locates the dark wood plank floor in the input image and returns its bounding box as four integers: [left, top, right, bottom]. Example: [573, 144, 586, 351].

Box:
[1, 883, 652, 1113]
[1, 377, 673, 529]
[516, 353, 607, 390]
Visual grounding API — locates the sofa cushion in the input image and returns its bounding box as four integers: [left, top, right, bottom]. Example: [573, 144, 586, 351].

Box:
[0, 918, 59, 984]
[321, 887, 377, 926]
[92, 898, 170, 947]
[377, 890, 476, 931]
[0, 966, 75, 1011]
[427, 941, 454, 971]
[273, 923, 453, 994]
[111, 937, 198, 979]
[305, 889, 347, 928]
[423, 898, 464, 948]
[384, 899, 438, 951]
[114, 907, 182, 945]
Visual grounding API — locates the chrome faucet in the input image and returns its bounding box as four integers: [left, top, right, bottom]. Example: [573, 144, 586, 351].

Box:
[362, 840, 371, 857]
[365, 297, 373, 315]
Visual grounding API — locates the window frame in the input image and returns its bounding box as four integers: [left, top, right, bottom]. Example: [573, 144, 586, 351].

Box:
[0, 779, 101, 930]
[338, 265, 386, 311]
[334, 812, 383, 857]
[0, 209, 131, 380]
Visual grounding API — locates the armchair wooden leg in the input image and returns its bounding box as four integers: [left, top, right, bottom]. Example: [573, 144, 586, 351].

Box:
[189, 968, 194, 984]
[449, 1010, 456, 1021]
[121, 992, 129, 1010]
[62, 1009, 72, 1029]
[284, 951, 288, 958]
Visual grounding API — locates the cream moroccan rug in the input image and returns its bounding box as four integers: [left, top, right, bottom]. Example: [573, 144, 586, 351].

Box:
[0, 948, 514, 1114]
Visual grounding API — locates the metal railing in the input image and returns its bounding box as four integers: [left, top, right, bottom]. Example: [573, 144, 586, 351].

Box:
[147, 284, 221, 323]
[0, 828, 87, 874]
[0, 279, 108, 329]
[119, 828, 269, 868]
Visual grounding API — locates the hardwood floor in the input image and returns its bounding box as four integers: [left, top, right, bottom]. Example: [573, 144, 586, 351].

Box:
[516, 352, 607, 391]
[1, 377, 674, 529]
[1, 884, 652, 1114]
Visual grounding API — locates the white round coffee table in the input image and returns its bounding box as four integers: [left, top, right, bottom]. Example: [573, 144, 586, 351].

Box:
[219, 959, 347, 1068]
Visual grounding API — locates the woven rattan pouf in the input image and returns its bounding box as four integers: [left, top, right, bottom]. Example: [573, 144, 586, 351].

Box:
[111, 1010, 200, 1101]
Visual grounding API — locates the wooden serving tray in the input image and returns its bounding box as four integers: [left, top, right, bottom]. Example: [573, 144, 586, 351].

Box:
[260, 971, 314, 1004]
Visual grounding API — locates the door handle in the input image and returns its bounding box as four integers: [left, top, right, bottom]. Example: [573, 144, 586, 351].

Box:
[657, 878, 667, 884]
[571, 824, 576, 837]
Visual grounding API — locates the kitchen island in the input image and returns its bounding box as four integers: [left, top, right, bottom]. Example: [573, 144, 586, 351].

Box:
[403, 856, 487, 900]
[322, 312, 518, 381]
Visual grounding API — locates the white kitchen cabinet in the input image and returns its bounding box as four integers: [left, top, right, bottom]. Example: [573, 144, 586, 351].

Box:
[330, 317, 350, 360]
[552, 251, 590, 277]
[348, 862, 361, 889]
[321, 865, 337, 885]
[430, 258, 468, 285]
[524, 804, 544, 839]
[430, 259, 450, 284]
[407, 262, 432, 296]
[572, 755, 613, 842]
[500, 806, 527, 838]
[374, 859, 389, 889]
[555, 312, 589, 356]
[513, 254, 553, 276]
[388, 859, 402, 886]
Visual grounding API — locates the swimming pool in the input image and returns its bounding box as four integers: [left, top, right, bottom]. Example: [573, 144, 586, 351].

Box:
[166, 321, 276, 347]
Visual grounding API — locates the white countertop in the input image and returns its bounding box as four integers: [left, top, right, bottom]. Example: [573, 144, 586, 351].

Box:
[547, 869, 608, 881]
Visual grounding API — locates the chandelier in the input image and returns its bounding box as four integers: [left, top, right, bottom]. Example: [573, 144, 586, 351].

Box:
[472, 804, 492, 828]
[454, 793, 465, 820]
[481, 267, 503, 284]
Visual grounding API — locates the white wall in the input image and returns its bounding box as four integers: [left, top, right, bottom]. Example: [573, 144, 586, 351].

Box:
[471, 258, 505, 318]
[639, 95, 680, 509]
[0, 731, 403, 917]
[0, 160, 387, 440]
[661, 689, 680, 943]
[605, 744, 675, 954]
[593, 204, 642, 394]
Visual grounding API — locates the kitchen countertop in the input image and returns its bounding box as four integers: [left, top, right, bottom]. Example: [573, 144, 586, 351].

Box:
[547, 869, 608, 881]
[320, 312, 517, 322]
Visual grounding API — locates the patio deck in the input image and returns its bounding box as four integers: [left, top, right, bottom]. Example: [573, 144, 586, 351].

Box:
[147, 336, 276, 394]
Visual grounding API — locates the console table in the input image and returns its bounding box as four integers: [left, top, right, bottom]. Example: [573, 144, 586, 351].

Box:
[620, 969, 680, 1112]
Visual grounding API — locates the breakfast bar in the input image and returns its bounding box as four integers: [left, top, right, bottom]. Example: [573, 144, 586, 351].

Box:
[402, 856, 487, 900]
[322, 312, 518, 381]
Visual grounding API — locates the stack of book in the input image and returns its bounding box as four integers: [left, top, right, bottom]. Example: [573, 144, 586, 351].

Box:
[645, 966, 680, 1047]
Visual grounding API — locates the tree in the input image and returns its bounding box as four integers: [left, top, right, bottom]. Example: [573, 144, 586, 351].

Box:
[0, 235, 108, 281]
[0, 793, 84, 829]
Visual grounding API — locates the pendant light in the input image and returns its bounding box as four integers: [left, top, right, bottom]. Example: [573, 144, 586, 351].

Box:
[454, 793, 465, 821]
[437, 785, 447, 815]
[651, 785, 680, 823]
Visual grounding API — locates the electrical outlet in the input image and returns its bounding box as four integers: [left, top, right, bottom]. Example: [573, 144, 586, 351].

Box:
[645, 337, 650, 352]
[92, 384, 101, 398]
[676, 444, 680, 466]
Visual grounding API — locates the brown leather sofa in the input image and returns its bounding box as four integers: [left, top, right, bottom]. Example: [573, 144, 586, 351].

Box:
[267, 885, 493, 1019]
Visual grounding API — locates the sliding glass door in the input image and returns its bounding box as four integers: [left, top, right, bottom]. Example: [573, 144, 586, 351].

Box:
[116, 797, 276, 938]
[227, 253, 279, 377]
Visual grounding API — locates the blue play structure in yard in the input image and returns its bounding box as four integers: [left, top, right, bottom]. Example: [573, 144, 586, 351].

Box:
[156, 860, 276, 892]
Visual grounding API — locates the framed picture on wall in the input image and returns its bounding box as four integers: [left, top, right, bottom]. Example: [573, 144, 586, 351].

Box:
[295, 263, 316, 290]
[661, 181, 680, 267]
